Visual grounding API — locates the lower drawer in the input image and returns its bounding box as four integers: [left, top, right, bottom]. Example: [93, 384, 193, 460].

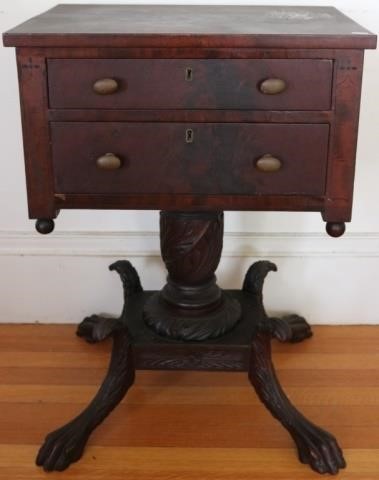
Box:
[51, 122, 329, 196]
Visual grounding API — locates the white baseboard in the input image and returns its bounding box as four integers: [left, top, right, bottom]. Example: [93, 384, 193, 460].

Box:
[0, 230, 379, 257]
[0, 230, 378, 324]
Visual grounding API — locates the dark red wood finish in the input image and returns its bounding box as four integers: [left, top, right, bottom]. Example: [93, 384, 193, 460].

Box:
[7, 46, 373, 223]
[3, 5, 376, 49]
[323, 50, 365, 223]
[53, 194, 325, 213]
[51, 122, 329, 196]
[48, 58, 333, 110]
[3, 5, 376, 223]
[3, 6, 375, 474]
[16, 53, 56, 220]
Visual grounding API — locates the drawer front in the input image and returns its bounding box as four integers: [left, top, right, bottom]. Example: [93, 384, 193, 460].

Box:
[51, 123, 329, 196]
[48, 59, 332, 110]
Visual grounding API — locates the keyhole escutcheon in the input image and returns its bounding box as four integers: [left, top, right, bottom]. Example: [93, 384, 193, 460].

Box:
[185, 67, 193, 81]
[186, 128, 194, 143]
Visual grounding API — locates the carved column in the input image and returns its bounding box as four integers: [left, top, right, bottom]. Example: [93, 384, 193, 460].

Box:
[143, 211, 241, 341]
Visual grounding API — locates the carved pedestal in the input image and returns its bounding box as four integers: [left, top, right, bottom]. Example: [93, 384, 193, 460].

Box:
[36, 211, 346, 475]
[144, 211, 241, 340]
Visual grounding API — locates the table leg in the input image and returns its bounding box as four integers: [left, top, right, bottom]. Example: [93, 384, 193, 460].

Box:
[248, 332, 346, 474]
[35, 260, 141, 472]
[242, 260, 313, 342]
[36, 321, 134, 471]
[34, 228, 345, 474]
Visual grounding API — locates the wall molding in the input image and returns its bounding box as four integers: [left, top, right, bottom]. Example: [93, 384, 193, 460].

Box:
[0, 230, 378, 258]
[1, 230, 378, 324]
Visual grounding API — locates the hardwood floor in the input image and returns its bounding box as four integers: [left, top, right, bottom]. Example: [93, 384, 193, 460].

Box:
[0, 324, 378, 479]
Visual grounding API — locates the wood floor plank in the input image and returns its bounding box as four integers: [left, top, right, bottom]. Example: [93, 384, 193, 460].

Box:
[272, 353, 379, 369]
[0, 367, 378, 387]
[0, 325, 378, 479]
[1, 384, 379, 406]
[1, 324, 378, 338]
[0, 446, 378, 480]
[0, 403, 378, 448]
[0, 325, 378, 354]
[0, 351, 109, 368]
[0, 351, 376, 369]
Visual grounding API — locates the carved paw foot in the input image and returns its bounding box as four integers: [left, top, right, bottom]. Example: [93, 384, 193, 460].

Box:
[249, 332, 345, 475]
[292, 422, 346, 475]
[269, 314, 313, 343]
[36, 419, 89, 471]
[77, 315, 121, 343]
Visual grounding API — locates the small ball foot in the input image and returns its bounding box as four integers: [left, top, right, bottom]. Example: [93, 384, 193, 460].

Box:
[269, 314, 313, 343]
[35, 218, 55, 234]
[326, 222, 345, 238]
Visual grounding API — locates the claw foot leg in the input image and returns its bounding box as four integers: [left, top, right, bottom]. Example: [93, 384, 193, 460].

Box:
[36, 327, 134, 471]
[36, 416, 90, 471]
[77, 315, 122, 343]
[268, 314, 313, 343]
[242, 262, 313, 344]
[76, 259, 143, 344]
[249, 332, 346, 475]
[76, 258, 143, 345]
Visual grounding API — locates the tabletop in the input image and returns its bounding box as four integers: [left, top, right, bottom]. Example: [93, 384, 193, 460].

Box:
[3, 4, 376, 49]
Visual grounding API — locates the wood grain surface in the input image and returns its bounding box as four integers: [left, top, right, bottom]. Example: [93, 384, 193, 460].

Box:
[51, 123, 329, 196]
[9, 45, 368, 221]
[47, 58, 332, 110]
[0, 324, 378, 479]
[3, 5, 376, 49]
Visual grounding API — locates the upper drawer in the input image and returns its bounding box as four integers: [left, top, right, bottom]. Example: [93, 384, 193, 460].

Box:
[47, 59, 333, 110]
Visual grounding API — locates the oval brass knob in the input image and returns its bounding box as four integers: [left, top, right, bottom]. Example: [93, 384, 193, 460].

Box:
[96, 153, 122, 170]
[259, 78, 287, 95]
[256, 154, 282, 172]
[93, 78, 119, 95]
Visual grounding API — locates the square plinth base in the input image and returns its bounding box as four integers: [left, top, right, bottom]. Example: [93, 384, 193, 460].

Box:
[125, 290, 262, 372]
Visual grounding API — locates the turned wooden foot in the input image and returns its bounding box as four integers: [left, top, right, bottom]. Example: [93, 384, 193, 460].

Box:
[326, 222, 346, 238]
[35, 218, 55, 234]
[248, 331, 345, 474]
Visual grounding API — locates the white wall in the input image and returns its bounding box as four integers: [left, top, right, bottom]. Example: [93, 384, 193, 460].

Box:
[0, 0, 378, 324]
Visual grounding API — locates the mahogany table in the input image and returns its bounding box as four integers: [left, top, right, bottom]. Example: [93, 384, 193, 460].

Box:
[3, 4, 376, 474]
